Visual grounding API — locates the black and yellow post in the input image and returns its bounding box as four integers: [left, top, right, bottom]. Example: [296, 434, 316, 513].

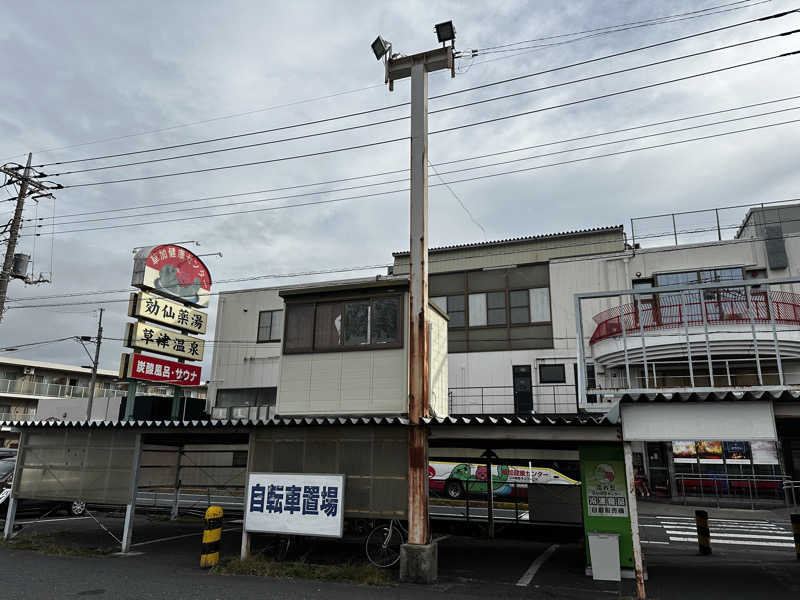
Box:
[695, 509, 712, 555]
[200, 505, 223, 568]
[791, 514, 800, 561]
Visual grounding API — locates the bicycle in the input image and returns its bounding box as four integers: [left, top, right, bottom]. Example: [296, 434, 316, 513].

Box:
[365, 519, 407, 567]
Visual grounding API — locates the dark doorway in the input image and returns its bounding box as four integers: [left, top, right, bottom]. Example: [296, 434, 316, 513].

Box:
[512, 365, 533, 414]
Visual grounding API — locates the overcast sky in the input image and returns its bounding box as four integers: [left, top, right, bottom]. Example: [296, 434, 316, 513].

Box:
[1, 0, 798, 374]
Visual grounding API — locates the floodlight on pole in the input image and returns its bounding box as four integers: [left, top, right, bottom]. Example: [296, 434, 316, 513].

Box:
[371, 35, 391, 60]
[377, 21, 456, 572]
[434, 20, 456, 45]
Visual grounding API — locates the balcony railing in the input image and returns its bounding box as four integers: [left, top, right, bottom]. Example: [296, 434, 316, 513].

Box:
[0, 378, 126, 400]
[0, 412, 36, 422]
[590, 289, 800, 345]
[448, 385, 577, 415]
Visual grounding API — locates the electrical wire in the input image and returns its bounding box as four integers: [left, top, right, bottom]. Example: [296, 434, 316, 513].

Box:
[23, 113, 800, 237]
[54, 51, 798, 188]
[43, 30, 794, 178]
[9, 211, 800, 308]
[35, 8, 796, 170]
[474, 1, 764, 51]
[24, 103, 800, 231]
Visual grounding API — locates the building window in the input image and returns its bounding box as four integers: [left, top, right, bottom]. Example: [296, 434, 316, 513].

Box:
[232, 451, 248, 467]
[284, 294, 403, 354]
[468, 292, 507, 326]
[539, 363, 566, 384]
[509, 290, 529, 324]
[257, 309, 283, 343]
[430, 295, 465, 328]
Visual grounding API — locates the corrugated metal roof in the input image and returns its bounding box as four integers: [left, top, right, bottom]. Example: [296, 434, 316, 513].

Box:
[0, 416, 410, 428]
[392, 225, 624, 257]
[619, 390, 800, 402]
[424, 414, 609, 426]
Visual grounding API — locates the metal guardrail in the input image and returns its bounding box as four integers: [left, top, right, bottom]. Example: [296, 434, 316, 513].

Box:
[590, 289, 800, 345]
[0, 377, 125, 400]
[674, 473, 792, 509]
[448, 385, 577, 415]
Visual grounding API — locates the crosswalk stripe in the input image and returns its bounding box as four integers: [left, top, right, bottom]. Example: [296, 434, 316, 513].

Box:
[660, 523, 784, 531]
[668, 536, 794, 548]
[665, 529, 794, 541]
[655, 516, 772, 524]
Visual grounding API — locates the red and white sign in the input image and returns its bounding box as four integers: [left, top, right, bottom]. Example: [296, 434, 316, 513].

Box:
[131, 244, 212, 308]
[124, 353, 202, 386]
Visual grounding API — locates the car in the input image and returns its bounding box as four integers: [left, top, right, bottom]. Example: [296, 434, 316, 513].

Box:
[0, 457, 86, 518]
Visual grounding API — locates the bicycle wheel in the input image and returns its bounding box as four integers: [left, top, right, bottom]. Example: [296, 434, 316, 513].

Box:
[365, 524, 404, 568]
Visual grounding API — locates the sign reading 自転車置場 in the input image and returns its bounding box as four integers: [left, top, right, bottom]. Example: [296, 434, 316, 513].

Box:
[129, 291, 207, 334]
[244, 473, 345, 538]
[125, 321, 204, 361]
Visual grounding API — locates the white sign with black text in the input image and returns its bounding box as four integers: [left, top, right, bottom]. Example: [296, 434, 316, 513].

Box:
[244, 473, 345, 538]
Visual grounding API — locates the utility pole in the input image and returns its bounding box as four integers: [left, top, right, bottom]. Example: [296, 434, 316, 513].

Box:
[375, 21, 456, 581]
[86, 308, 104, 421]
[0, 153, 57, 324]
[0, 154, 32, 324]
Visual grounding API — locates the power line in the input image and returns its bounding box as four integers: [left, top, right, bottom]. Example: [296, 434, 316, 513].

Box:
[32, 94, 800, 224]
[55, 51, 797, 188]
[9, 221, 800, 310]
[473, 2, 773, 57]
[36, 9, 793, 170]
[44, 31, 793, 178]
[1, 84, 387, 164]
[474, 1, 764, 51]
[20, 115, 800, 237]
[25, 103, 800, 230]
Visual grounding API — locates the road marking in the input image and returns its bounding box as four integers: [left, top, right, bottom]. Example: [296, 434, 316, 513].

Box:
[641, 540, 669, 545]
[660, 521, 779, 528]
[655, 516, 772, 524]
[516, 544, 558, 587]
[640, 524, 664, 528]
[662, 525, 788, 534]
[668, 536, 795, 548]
[665, 529, 794, 541]
[16, 516, 92, 524]
[131, 527, 240, 548]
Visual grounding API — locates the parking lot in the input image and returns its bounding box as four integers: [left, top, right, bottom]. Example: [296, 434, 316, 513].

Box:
[2, 503, 798, 599]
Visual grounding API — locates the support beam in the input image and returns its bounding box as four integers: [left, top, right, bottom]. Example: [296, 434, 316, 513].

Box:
[170, 446, 183, 521]
[240, 431, 255, 560]
[624, 442, 646, 600]
[120, 433, 142, 554]
[3, 431, 26, 540]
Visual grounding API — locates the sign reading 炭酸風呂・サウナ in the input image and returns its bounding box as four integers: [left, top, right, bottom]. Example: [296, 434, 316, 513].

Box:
[584, 460, 628, 518]
[131, 244, 211, 308]
[120, 353, 202, 386]
[244, 473, 345, 538]
[129, 291, 207, 334]
[125, 321, 204, 361]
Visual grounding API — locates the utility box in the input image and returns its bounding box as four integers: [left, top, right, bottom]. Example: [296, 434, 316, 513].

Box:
[12, 253, 29, 279]
[587, 532, 620, 581]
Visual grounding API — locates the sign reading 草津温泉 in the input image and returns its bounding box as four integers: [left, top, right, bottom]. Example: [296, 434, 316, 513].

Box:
[584, 460, 628, 518]
[120, 353, 202, 386]
[244, 473, 345, 538]
[131, 244, 211, 308]
[125, 321, 204, 361]
[129, 291, 208, 334]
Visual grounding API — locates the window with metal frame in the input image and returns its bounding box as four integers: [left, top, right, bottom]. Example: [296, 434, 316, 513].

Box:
[257, 309, 283, 343]
[539, 363, 566, 384]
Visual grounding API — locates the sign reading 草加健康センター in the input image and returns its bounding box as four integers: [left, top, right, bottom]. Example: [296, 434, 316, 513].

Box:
[131, 244, 211, 308]
[244, 473, 345, 538]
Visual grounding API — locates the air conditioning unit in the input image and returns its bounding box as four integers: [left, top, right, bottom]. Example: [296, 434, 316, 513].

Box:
[23, 367, 35, 375]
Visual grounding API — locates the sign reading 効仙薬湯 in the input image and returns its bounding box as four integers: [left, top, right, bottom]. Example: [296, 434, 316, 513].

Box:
[244, 473, 345, 538]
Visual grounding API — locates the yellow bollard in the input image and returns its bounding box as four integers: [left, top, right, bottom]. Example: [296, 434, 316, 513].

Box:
[695, 509, 711, 556]
[200, 505, 223, 568]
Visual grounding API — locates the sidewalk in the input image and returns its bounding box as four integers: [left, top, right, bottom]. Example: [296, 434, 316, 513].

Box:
[636, 498, 798, 522]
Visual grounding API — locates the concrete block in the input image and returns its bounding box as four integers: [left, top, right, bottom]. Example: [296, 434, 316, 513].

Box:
[399, 542, 438, 584]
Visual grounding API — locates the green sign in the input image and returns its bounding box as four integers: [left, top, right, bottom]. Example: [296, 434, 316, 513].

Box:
[579, 445, 634, 569]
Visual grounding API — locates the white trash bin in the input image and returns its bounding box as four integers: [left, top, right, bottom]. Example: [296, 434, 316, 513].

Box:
[587, 532, 620, 581]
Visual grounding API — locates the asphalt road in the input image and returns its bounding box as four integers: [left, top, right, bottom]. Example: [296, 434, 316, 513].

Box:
[0, 509, 797, 598]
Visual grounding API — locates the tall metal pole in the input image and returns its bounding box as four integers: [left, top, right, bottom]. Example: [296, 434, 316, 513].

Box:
[86, 308, 104, 421]
[624, 442, 647, 599]
[0, 153, 32, 324]
[407, 56, 430, 547]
